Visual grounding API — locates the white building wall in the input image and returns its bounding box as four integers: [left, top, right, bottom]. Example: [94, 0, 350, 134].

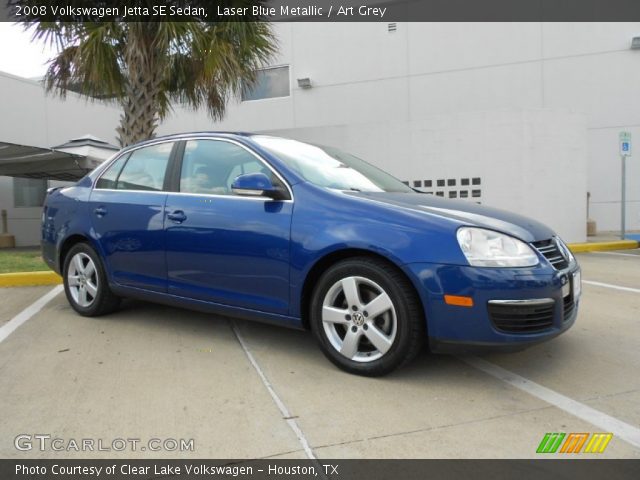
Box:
[2, 22, 639, 245]
[0, 71, 121, 246]
[0, 71, 120, 147]
[159, 22, 640, 236]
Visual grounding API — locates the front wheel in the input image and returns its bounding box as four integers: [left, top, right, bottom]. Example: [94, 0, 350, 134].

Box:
[310, 257, 425, 376]
[63, 243, 120, 316]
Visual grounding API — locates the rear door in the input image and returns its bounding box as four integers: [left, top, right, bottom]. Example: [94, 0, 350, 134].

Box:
[89, 141, 175, 292]
[164, 138, 293, 314]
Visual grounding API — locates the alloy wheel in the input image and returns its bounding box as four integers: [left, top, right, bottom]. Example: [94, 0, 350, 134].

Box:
[67, 252, 99, 308]
[321, 276, 397, 362]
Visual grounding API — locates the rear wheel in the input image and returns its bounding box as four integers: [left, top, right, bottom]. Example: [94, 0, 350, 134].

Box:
[63, 243, 120, 316]
[310, 257, 424, 376]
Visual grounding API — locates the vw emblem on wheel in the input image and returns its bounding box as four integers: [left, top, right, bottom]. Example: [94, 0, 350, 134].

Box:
[352, 311, 365, 326]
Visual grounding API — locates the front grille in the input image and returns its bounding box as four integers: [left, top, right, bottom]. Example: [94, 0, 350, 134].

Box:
[488, 301, 555, 333]
[532, 238, 569, 270]
[563, 294, 575, 321]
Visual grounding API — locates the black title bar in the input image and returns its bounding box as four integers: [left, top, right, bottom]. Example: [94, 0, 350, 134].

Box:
[1, 459, 640, 480]
[4, 0, 640, 22]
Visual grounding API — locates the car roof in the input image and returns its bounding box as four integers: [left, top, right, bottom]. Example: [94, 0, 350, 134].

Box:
[121, 131, 259, 151]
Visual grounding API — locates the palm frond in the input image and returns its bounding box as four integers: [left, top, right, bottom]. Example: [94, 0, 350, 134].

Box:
[20, 16, 277, 143]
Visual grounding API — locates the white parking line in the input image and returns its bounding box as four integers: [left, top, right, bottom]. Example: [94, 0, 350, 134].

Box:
[589, 251, 640, 258]
[461, 356, 640, 449]
[230, 321, 317, 460]
[0, 285, 63, 344]
[583, 280, 640, 294]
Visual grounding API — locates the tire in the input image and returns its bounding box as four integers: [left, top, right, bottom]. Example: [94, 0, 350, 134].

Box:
[310, 257, 425, 376]
[62, 242, 120, 316]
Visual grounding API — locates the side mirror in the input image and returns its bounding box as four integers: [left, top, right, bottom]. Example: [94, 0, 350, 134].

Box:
[231, 172, 287, 200]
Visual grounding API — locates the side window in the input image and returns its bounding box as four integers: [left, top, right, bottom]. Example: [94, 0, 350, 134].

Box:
[95, 154, 129, 189]
[180, 140, 272, 196]
[115, 143, 173, 191]
[225, 161, 265, 190]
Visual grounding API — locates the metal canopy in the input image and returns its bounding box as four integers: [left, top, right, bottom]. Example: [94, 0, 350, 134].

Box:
[0, 136, 118, 181]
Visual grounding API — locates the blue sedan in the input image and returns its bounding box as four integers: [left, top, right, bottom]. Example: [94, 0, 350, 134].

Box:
[42, 132, 580, 376]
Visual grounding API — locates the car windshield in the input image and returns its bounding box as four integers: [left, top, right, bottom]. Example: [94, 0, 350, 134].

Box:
[252, 136, 413, 193]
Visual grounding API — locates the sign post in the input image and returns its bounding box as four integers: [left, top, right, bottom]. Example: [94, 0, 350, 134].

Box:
[619, 132, 632, 239]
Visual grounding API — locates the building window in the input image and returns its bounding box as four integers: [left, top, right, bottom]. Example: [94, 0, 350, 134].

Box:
[13, 177, 47, 207]
[241, 66, 290, 101]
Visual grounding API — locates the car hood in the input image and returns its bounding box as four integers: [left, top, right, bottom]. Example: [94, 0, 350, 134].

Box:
[346, 191, 555, 243]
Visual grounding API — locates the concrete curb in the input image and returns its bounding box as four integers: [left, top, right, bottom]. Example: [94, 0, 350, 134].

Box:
[567, 240, 640, 253]
[0, 271, 62, 287]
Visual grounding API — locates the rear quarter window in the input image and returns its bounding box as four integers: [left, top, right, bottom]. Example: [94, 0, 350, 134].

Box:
[96, 143, 173, 191]
[95, 154, 129, 189]
[116, 143, 173, 191]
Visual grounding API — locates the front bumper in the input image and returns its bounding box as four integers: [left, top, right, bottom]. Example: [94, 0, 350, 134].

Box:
[405, 261, 581, 353]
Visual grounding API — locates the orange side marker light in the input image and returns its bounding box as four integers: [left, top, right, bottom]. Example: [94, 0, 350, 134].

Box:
[444, 295, 474, 307]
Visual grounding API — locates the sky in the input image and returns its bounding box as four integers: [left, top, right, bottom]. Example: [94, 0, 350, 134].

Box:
[0, 23, 57, 79]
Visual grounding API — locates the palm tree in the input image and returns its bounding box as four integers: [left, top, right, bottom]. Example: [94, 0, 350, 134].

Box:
[21, 18, 276, 146]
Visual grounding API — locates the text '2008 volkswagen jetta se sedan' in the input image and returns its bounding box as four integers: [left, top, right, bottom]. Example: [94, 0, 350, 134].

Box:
[41, 132, 581, 376]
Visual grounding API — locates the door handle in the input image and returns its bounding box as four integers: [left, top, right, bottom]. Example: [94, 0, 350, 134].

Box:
[167, 210, 187, 223]
[94, 206, 107, 217]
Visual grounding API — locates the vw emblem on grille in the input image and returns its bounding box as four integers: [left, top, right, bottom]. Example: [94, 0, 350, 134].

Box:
[561, 276, 568, 285]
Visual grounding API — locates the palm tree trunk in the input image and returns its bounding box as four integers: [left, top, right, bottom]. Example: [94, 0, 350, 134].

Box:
[116, 24, 163, 147]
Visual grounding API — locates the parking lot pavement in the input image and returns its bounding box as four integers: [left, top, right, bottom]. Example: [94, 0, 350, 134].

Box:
[0, 294, 303, 459]
[0, 250, 639, 459]
[576, 251, 640, 290]
[0, 286, 53, 327]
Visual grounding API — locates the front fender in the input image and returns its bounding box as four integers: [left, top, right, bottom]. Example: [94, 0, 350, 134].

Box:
[288, 183, 468, 316]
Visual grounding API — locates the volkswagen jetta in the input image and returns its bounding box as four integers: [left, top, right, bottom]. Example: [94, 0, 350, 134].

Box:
[42, 132, 580, 376]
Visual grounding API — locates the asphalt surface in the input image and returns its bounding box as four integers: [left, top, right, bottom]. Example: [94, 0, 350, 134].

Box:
[0, 251, 638, 459]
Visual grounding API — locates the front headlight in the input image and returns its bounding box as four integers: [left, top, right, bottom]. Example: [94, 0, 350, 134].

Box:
[456, 227, 539, 267]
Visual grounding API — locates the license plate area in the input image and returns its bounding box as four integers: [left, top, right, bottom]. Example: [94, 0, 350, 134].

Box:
[573, 270, 581, 298]
[561, 271, 581, 299]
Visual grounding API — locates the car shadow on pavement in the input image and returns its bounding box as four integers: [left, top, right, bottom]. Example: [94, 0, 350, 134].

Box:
[84, 298, 577, 384]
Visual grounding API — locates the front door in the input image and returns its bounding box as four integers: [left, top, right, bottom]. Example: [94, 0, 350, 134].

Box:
[164, 139, 292, 314]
